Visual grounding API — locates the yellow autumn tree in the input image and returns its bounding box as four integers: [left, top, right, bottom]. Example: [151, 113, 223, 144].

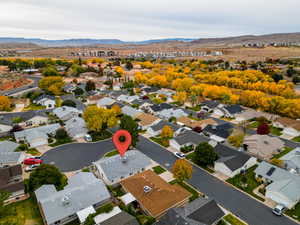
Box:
[38, 76, 65, 95]
[0, 96, 11, 111]
[115, 66, 125, 76]
[83, 106, 118, 132]
[111, 104, 122, 115]
[172, 159, 193, 182]
[161, 125, 174, 139]
[173, 92, 187, 105]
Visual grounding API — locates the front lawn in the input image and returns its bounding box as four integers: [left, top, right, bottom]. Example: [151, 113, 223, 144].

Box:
[150, 136, 170, 147]
[152, 165, 166, 175]
[49, 137, 74, 147]
[286, 202, 300, 221]
[226, 165, 264, 202]
[23, 103, 46, 111]
[223, 214, 247, 225]
[0, 197, 43, 225]
[186, 152, 215, 173]
[188, 115, 202, 121]
[104, 150, 119, 157]
[169, 179, 200, 202]
[186, 105, 201, 112]
[90, 130, 112, 142]
[26, 148, 41, 156]
[247, 121, 259, 129]
[272, 147, 293, 159]
[292, 136, 300, 142]
[270, 126, 283, 136]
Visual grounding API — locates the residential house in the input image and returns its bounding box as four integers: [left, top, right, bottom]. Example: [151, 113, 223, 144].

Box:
[120, 170, 191, 218]
[213, 104, 244, 118]
[148, 103, 173, 115]
[0, 141, 25, 167]
[0, 165, 25, 202]
[243, 134, 285, 160]
[177, 117, 217, 129]
[235, 109, 277, 123]
[61, 95, 86, 112]
[255, 161, 300, 209]
[33, 95, 56, 109]
[121, 105, 142, 119]
[155, 197, 225, 225]
[53, 106, 81, 121]
[158, 108, 188, 120]
[142, 86, 160, 95]
[130, 99, 152, 111]
[92, 150, 152, 186]
[273, 117, 300, 138]
[94, 207, 139, 225]
[203, 123, 234, 143]
[97, 97, 116, 108]
[117, 94, 139, 104]
[14, 123, 60, 148]
[170, 130, 209, 151]
[214, 144, 257, 178]
[35, 172, 111, 225]
[63, 83, 77, 93]
[280, 147, 300, 174]
[136, 113, 161, 130]
[12, 98, 30, 109]
[87, 95, 104, 105]
[65, 117, 88, 139]
[200, 100, 220, 113]
[147, 120, 180, 137]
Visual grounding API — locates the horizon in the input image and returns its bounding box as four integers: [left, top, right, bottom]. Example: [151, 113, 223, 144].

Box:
[1, 0, 300, 41]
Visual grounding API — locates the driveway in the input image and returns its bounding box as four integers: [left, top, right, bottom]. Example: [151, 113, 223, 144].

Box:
[42, 139, 114, 172]
[137, 136, 298, 225]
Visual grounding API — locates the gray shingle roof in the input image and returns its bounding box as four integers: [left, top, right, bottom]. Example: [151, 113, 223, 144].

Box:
[35, 172, 110, 225]
[14, 123, 60, 141]
[173, 131, 209, 146]
[0, 110, 50, 126]
[65, 117, 87, 138]
[0, 152, 24, 165]
[0, 141, 19, 153]
[53, 106, 81, 119]
[97, 97, 115, 107]
[150, 120, 180, 132]
[101, 211, 139, 225]
[93, 150, 152, 182]
[121, 106, 142, 118]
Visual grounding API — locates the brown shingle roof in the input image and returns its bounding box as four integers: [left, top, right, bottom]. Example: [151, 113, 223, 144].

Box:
[120, 170, 191, 218]
[276, 117, 300, 131]
[136, 113, 160, 127]
[177, 117, 217, 129]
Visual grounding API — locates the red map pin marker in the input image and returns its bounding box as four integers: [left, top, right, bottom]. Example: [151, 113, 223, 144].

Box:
[112, 130, 132, 157]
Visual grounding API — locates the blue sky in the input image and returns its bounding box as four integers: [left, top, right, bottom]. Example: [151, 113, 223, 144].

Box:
[1, 0, 299, 41]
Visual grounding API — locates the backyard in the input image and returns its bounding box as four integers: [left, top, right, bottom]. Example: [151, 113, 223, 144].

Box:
[226, 166, 264, 202]
[152, 165, 166, 175]
[0, 197, 43, 225]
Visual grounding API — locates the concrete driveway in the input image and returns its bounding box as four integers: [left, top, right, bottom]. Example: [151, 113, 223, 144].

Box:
[41, 139, 114, 172]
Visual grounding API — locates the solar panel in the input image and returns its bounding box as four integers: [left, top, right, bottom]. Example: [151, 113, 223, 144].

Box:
[267, 167, 276, 176]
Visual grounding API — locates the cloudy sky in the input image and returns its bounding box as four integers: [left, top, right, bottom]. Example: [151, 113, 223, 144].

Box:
[1, 0, 299, 41]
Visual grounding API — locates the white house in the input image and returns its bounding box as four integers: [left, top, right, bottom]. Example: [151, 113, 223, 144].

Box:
[33, 95, 56, 109]
[65, 117, 88, 139]
[23, 115, 49, 127]
[97, 97, 115, 108]
[53, 106, 81, 121]
[273, 117, 300, 138]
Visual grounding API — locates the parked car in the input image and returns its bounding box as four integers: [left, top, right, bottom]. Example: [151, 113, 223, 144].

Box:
[174, 152, 185, 159]
[23, 158, 43, 165]
[25, 164, 39, 172]
[84, 134, 92, 142]
[272, 204, 285, 216]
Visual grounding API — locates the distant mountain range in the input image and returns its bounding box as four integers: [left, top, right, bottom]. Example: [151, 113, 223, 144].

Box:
[0, 37, 196, 47]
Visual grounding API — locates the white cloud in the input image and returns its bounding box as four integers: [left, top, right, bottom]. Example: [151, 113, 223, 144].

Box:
[0, 0, 299, 40]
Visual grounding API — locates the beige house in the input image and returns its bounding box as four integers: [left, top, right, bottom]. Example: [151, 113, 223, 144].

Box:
[177, 117, 217, 129]
[136, 113, 161, 130]
[243, 134, 285, 159]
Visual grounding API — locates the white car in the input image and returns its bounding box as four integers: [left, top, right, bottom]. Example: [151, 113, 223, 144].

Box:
[272, 204, 285, 216]
[84, 134, 92, 142]
[174, 152, 185, 159]
[25, 164, 39, 172]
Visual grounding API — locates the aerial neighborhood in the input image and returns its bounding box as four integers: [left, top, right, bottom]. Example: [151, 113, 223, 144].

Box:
[1, 55, 300, 225]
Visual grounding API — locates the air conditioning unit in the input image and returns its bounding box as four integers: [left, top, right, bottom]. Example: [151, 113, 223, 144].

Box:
[143, 186, 152, 193]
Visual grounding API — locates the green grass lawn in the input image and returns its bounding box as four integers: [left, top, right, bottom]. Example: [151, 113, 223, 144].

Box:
[272, 147, 293, 159]
[169, 179, 200, 202]
[292, 136, 300, 142]
[188, 115, 202, 121]
[26, 148, 41, 156]
[186, 105, 201, 112]
[104, 150, 119, 157]
[49, 137, 74, 147]
[150, 136, 170, 147]
[224, 214, 247, 225]
[0, 197, 43, 225]
[286, 202, 300, 221]
[90, 130, 112, 142]
[247, 121, 259, 129]
[107, 185, 126, 197]
[152, 165, 166, 175]
[186, 152, 215, 173]
[270, 126, 283, 136]
[226, 165, 264, 202]
[23, 103, 46, 111]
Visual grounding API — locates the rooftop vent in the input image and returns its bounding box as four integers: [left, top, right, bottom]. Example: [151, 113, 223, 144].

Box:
[61, 195, 70, 206]
[266, 167, 276, 176]
[143, 186, 152, 193]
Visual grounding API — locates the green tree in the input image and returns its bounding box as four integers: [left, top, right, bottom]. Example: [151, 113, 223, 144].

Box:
[55, 128, 68, 140]
[85, 80, 96, 92]
[194, 142, 218, 166]
[38, 76, 65, 95]
[62, 99, 76, 108]
[42, 66, 60, 76]
[120, 115, 139, 147]
[29, 164, 67, 191]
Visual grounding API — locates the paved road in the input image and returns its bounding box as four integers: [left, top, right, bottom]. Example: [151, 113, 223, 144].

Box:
[42, 139, 114, 172]
[137, 136, 298, 225]
[1, 76, 41, 96]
